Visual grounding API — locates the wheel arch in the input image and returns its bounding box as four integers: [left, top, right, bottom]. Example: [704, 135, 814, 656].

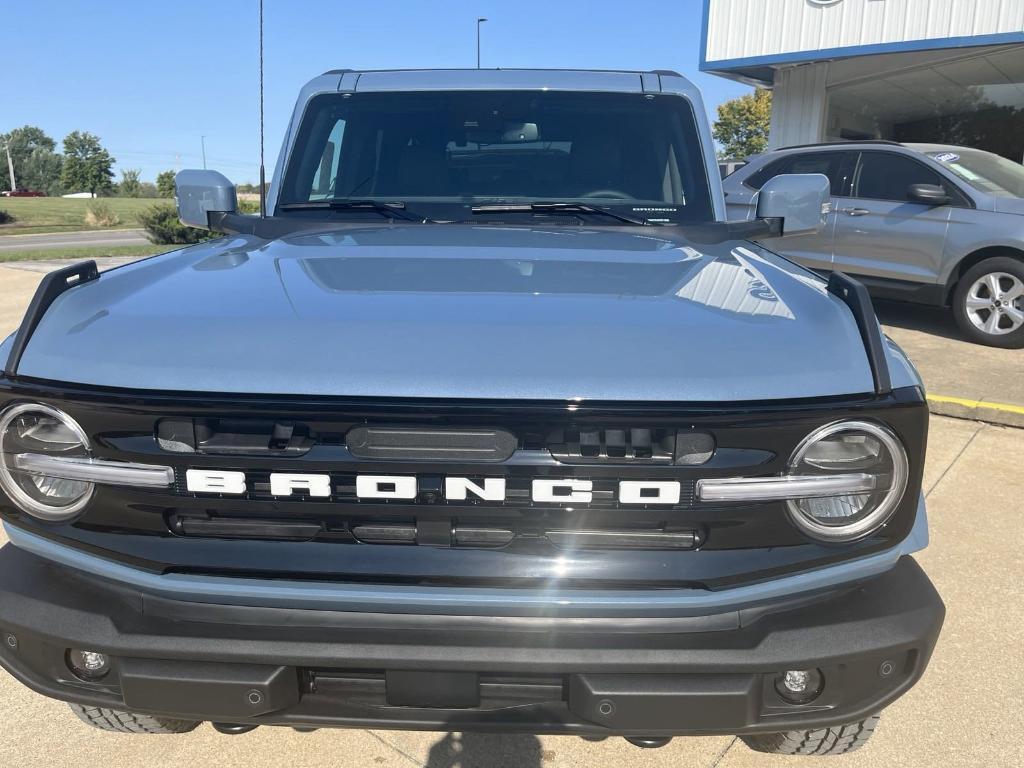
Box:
[944, 246, 1024, 305]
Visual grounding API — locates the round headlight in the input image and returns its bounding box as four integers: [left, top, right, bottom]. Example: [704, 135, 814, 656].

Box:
[786, 420, 908, 542]
[0, 403, 94, 521]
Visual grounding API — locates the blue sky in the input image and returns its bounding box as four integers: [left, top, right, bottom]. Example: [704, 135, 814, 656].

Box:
[1, 0, 750, 185]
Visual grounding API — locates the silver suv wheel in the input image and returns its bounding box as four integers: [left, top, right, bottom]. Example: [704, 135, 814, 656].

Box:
[953, 257, 1024, 349]
[964, 272, 1024, 336]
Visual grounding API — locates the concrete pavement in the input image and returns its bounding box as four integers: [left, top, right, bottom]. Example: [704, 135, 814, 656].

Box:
[0, 263, 1022, 767]
[0, 228, 149, 252]
[877, 300, 1024, 428]
[1, 255, 147, 274]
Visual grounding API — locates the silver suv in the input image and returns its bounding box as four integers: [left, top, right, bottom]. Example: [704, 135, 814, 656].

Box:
[723, 141, 1024, 348]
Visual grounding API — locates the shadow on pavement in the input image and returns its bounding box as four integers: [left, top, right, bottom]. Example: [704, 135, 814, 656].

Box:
[425, 732, 544, 768]
[873, 299, 965, 342]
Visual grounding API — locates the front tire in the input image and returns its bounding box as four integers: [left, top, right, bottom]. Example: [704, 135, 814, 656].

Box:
[952, 257, 1024, 348]
[740, 714, 880, 756]
[69, 704, 200, 734]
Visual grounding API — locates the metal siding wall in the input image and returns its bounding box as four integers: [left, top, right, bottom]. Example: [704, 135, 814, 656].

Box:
[768, 62, 830, 148]
[705, 0, 1024, 62]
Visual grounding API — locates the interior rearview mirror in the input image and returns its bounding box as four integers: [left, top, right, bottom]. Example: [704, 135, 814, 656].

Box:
[907, 183, 950, 206]
[501, 122, 539, 143]
[755, 173, 831, 237]
[175, 169, 238, 230]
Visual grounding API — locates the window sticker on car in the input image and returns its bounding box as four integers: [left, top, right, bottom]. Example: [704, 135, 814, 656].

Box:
[934, 152, 960, 163]
[948, 163, 981, 182]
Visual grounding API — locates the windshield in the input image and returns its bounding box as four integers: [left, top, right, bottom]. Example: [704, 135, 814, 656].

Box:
[278, 90, 715, 224]
[925, 148, 1024, 198]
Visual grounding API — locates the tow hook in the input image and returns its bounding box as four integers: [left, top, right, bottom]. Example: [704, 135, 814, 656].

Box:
[625, 736, 673, 749]
[212, 723, 259, 735]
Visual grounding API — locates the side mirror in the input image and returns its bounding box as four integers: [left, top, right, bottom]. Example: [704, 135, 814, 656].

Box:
[175, 169, 237, 230]
[755, 173, 830, 237]
[907, 183, 949, 206]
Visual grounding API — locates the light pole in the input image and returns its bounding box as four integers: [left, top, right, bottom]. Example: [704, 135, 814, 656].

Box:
[3, 140, 16, 192]
[476, 17, 487, 68]
[201, 136, 207, 170]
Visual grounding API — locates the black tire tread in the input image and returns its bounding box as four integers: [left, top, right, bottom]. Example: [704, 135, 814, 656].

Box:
[69, 704, 200, 734]
[740, 714, 880, 756]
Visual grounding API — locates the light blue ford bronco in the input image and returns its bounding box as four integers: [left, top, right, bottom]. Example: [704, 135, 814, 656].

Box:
[0, 69, 943, 755]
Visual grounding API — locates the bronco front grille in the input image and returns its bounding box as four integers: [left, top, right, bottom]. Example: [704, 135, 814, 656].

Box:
[0, 383, 928, 589]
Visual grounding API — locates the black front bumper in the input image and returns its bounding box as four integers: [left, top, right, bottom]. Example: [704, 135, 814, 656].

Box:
[0, 544, 944, 737]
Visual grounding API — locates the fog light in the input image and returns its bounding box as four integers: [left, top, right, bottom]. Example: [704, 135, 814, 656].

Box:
[774, 668, 823, 704]
[67, 649, 111, 680]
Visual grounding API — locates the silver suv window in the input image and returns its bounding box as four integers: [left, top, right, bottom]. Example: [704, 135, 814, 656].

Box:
[744, 151, 854, 196]
[927, 148, 1024, 198]
[853, 152, 944, 202]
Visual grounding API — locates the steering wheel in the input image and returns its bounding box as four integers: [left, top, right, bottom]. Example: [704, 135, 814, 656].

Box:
[581, 189, 634, 200]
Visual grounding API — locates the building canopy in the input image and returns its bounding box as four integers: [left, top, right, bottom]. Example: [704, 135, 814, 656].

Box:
[701, 0, 1024, 160]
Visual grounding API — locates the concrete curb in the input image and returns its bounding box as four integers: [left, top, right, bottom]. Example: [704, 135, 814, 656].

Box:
[927, 395, 1024, 429]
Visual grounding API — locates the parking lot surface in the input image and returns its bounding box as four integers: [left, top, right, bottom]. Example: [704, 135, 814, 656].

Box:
[876, 300, 1024, 427]
[0, 263, 1022, 767]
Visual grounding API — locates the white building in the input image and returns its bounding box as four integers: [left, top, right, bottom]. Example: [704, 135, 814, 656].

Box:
[701, 0, 1024, 161]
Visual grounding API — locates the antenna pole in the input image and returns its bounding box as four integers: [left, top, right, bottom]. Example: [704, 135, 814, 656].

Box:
[258, 0, 267, 218]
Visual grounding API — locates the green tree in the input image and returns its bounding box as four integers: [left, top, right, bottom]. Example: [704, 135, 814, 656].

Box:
[118, 168, 142, 197]
[60, 131, 116, 197]
[712, 89, 772, 159]
[0, 125, 57, 193]
[155, 169, 177, 198]
[20, 148, 64, 196]
[139, 203, 218, 244]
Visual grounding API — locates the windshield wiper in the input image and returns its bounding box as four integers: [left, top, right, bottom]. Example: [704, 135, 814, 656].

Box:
[471, 202, 651, 226]
[278, 200, 431, 222]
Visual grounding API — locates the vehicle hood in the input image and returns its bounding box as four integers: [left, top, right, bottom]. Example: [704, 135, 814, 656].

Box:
[8, 225, 874, 401]
[992, 196, 1024, 216]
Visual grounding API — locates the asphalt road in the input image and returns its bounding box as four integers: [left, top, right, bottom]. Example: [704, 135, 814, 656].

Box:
[0, 265, 1022, 767]
[0, 229, 150, 252]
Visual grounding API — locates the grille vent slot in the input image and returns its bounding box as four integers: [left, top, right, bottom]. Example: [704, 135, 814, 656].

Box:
[157, 418, 316, 456]
[549, 428, 713, 465]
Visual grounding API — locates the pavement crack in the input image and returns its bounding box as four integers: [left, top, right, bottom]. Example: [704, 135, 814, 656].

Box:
[365, 729, 427, 767]
[925, 422, 985, 499]
[708, 736, 738, 767]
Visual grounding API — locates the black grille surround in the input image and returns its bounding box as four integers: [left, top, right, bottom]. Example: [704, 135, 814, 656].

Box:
[0, 379, 928, 591]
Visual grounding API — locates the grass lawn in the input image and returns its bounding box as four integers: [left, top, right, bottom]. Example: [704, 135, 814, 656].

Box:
[0, 197, 168, 236]
[0, 244, 179, 264]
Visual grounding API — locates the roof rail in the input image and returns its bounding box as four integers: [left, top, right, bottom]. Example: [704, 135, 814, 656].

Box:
[777, 140, 904, 151]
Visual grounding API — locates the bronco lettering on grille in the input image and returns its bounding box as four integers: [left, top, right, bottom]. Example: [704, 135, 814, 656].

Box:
[184, 470, 682, 505]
